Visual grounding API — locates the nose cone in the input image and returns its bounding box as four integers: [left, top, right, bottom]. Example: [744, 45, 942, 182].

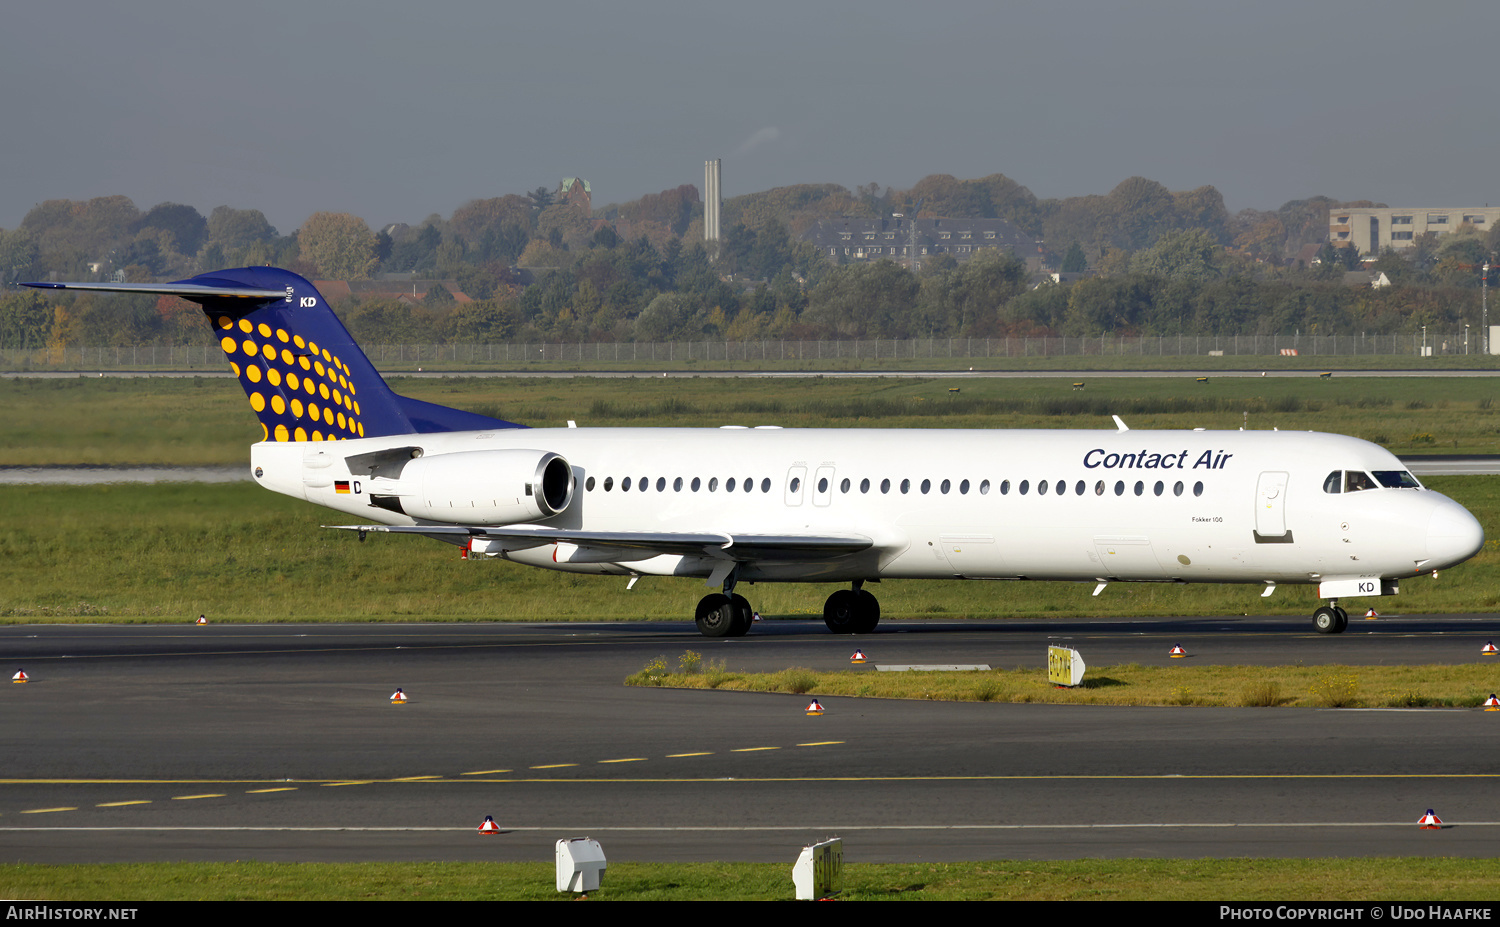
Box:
[1427, 500, 1485, 569]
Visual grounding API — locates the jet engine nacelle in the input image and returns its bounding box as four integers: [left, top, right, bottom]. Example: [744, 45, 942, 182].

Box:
[381, 449, 573, 524]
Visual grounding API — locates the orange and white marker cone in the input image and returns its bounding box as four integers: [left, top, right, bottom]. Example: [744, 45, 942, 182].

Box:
[1483, 641, 1498, 656]
[11, 669, 27, 684]
[806, 699, 824, 716]
[1364, 608, 1378, 620]
[196, 615, 207, 625]
[1419, 809, 1443, 830]
[850, 650, 866, 664]
[1484, 694, 1500, 711]
[1169, 645, 1187, 658]
[478, 815, 500, 835]
[390, 688, 407, 704]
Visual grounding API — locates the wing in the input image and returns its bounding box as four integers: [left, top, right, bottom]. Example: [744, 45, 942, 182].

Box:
[327, 524, 872, 562]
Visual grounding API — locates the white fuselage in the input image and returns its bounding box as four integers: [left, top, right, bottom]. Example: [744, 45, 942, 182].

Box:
[250, 426, 1482, 590]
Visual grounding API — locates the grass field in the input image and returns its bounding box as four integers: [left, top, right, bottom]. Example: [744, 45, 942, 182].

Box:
[1, 475, 1497, 622]
[6, 372, 1500, 465]
[5, 858, 1500, 901]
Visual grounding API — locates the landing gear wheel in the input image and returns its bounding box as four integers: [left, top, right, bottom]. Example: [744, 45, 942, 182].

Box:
[852, 589, 880, 634]
[696, 593, 735, 638]
[1333, 606, 1349, 633]
[824, 588, 880, 634]
[728, 594, 753, 637]
[823, 589, 859, 633]
[1313, 605, 1345, 634]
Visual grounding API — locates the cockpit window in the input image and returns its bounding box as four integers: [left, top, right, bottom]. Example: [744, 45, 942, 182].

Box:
[1373, 470, 1422, 489]
[1326, 469, 1422, 493]
[1344, 471, 1377, 492]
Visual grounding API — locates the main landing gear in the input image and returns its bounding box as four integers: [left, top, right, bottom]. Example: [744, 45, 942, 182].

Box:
[695, 591, 753, 638]
[695, 565, 754, 638]
[692, 576, 882, 637]
[1313, 600, 1349, 634]
[823, 580, 880, 634]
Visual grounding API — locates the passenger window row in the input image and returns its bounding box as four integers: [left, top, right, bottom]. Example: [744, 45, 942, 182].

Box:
[584, 475, 775, 494]
[581, 473, 1206, 498]
[1000, 478, 1204, 498]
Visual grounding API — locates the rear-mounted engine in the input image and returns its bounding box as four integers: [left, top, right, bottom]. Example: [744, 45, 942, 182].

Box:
[363, 449, 573, 524]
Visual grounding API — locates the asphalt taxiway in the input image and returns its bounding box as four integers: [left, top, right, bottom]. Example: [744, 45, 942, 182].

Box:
[3, 617, 1499, 864]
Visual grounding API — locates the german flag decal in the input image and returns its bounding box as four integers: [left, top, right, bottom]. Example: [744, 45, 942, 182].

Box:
[335, 481, 351, 494]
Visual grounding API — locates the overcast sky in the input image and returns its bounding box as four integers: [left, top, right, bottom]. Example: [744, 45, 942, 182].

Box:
[3, 1, 1495, 235]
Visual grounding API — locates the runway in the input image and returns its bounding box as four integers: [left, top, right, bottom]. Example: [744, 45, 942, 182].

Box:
[3, 617, 1499, 864]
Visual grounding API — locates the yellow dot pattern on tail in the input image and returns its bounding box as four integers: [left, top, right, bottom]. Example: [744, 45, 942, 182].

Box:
[216, 311, 364, 441]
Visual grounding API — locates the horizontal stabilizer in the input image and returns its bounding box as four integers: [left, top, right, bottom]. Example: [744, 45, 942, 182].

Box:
[24, 280, 287, 301]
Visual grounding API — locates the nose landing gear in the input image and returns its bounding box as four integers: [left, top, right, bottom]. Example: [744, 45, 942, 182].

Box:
[1313, 600, 1349, 634]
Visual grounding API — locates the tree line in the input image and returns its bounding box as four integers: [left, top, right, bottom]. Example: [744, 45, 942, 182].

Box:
[3, 173, 1498, 351]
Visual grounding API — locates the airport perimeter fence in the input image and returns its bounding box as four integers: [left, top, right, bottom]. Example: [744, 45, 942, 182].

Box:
[0, 333, 1485, 371]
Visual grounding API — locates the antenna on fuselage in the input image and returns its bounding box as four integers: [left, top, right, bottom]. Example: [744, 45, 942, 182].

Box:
[1112, 415, 1129, 432]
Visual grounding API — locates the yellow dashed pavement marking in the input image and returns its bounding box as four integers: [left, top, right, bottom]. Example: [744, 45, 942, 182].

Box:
[4, 742, 848, 812]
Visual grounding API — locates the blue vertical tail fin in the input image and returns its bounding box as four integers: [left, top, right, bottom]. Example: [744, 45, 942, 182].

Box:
[27, 266, 521, 440]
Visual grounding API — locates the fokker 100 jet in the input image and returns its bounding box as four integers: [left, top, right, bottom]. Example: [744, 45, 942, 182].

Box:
[28, 267, 1485, 637]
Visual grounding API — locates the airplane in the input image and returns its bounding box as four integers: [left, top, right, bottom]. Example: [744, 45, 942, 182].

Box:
[27, 266, 1485, 637]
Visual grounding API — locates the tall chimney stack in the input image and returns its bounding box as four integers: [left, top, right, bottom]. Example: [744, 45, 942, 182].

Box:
[704, 159, 721, 256]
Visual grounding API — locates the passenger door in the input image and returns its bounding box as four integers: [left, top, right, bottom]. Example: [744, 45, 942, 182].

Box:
[1255, 471, 1289, 538]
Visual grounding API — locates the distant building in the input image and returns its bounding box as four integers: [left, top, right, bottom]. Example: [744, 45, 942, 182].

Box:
[1329, 207, 1500, 256]
[558, 178, 592, 213]
[801, 216, 1041, 270]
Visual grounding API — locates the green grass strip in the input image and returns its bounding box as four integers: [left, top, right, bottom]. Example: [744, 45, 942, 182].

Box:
[628, 657, 1500, 709]
[9, 373, 1500, 465]
[4, 859, 1500, 901]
